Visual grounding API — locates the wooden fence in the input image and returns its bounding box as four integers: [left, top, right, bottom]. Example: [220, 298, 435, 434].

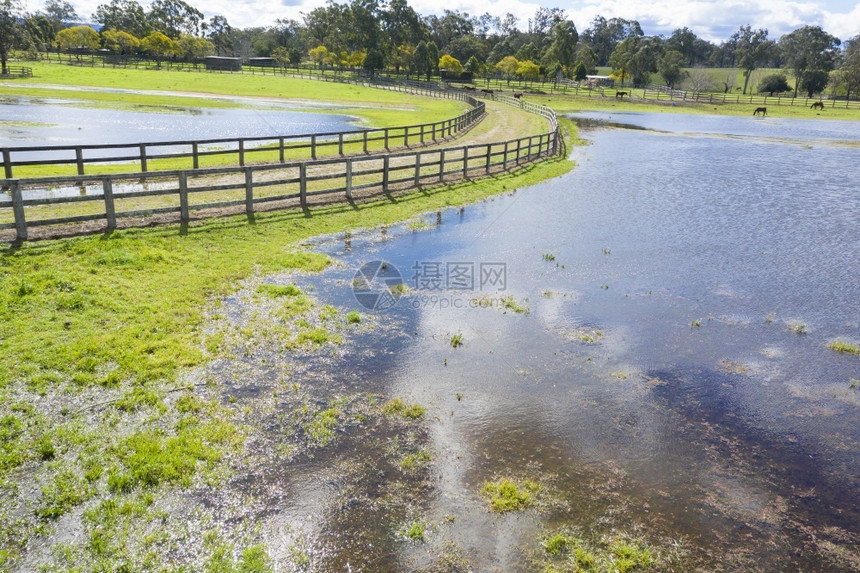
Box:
[1, 79, 560, 241]
[2, 85, 485, 178]
[0, 66, 33, 78]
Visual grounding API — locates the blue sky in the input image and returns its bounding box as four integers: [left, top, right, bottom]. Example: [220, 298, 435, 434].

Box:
[23, 0, 860, 43]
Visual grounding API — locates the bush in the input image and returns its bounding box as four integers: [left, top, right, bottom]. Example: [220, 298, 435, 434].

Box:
[758, 73, 791, 96]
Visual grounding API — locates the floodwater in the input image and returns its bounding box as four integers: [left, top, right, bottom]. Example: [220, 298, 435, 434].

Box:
[0, 95, 360, 159]
[243, 111, 859, 571]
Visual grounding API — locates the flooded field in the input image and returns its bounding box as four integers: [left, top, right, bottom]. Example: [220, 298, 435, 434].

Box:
[171, 111, 859, 571]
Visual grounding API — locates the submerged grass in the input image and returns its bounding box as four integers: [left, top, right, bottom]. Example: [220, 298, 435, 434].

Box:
[828, 340, 859, 355]
[481, 477, 541, 512]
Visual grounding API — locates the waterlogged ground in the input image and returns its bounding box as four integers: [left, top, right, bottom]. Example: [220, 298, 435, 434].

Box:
[11, 112, 858, 571]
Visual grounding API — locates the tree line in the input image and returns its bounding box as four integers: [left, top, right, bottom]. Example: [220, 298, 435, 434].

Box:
[3, 0, 860, 99]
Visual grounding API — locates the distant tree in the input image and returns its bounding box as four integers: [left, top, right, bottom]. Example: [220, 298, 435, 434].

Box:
[685, 67, 713, 93]
[583, 16, 643, 66]
[517, 60, 540, 80]
[574, 43, 597, 74]
[204, 15, 233, 56]
[93, 0, 148, 37]
[800, 69, 831, 97]
[573, 61, 587, 81]
[496, 55, 519, 85]
[55, 25, 100, 59]
[177, 33, 213, 60]
[146, 0, 203, 39]
[26, 14, 56, 47]
[464, 54, 482, 75]
[839, 35, 860, 101]
[426, 41, 439, 79]
[659, 49, 687, 88]
[101, 28, 140, 54]
[757, 73, 790, 95]
[530, 7, 565, 36]
[779, 25, 841, 97]
[1, 0, 28, 75]
[731, 25, 769, 94]
[438, 53, 462, 73]
[515, 41, 538, 63]
[362, 46, 384, 77]
[544, 20, 578, 69]
[412, 40, 429, 79]
[610, 35, 660, 86]
[43, 0, 78, 31]
[390, 43, 412, 74]
[140, 30, 179, 62]
[309, 45, 331, 68]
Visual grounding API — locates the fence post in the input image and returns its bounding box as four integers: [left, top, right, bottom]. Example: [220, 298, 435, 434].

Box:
[439, 150, 445, 181]
[192, 143, 199, 169]
[2, 148, 11, 180]
[420, 124, 425, 144]
[179, 171, 189, 221]
[363, 131, 368, 153]
[239, 140, 245, 166]
[76, 147, 85, 176]
[485, 144, 491, 173]
[382, 155, 389, 193]
[404, 127, 409, 147]
[414, 152, 421, 186]
[338, 133, 344, 156]
[279, 137, 285, 162]
[516, 139, 521, 165]
[384, 129, 389, 150]
[503, 142, 509, 169]
[311, 135, 317, 159]
[103, 176, 116, 230]
[299, 163, 307, 208]
[11, 180, 26, 241]
[139, 144, 147, 172]
[345, 159, 353, 200]
[463, 147, 469, 178]
[244, 168, 254, 214]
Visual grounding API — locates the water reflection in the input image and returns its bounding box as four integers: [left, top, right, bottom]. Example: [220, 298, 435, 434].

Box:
[295, 112, 859, 570]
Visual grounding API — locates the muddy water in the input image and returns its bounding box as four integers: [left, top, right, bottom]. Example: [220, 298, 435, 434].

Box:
[225, 112, 859, 571]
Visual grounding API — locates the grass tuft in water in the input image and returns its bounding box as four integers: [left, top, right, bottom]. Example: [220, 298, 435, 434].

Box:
[481, 478, 540, 512]
[828, 340, 859, 355]
[382, 398, 425, 419]
[501, 295, 530, 314]
[450, 332, 464, 347]
[543, 253, 556, 261]
[402, 520, 427, 541]
[346, 311, 362, 324]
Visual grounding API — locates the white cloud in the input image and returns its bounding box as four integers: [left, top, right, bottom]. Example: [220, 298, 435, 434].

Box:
[20, 0, 860, 43]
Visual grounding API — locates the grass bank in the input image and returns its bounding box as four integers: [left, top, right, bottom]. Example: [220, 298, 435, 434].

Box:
[0, 112, 576, 567]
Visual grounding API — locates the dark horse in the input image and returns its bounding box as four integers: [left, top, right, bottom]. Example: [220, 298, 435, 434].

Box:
[810, 101, 824, 110]
[480, 88, 494, 95]
[513, 92, 523, 99]
[616, 91, 628, 99]
[753, 107, 767, 116]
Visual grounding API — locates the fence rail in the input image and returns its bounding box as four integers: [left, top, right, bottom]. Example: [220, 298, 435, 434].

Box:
[1, 77, 560, 241]
[2, 84, 485, 178]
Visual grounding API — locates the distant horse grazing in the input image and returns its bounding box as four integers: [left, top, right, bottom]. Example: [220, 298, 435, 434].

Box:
[616, 91, 628, 99]
[480, 88, 494, 95]
[463, 85, 476, 91]
[513, 92, 523, 99]
[810, 101, 824, 110]
[753, 107, 767, 117]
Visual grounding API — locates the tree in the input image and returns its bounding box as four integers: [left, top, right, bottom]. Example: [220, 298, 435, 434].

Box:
[362, 46, 383, 77]
[839, 35, 860, 101]
[517, 60, 540, 80]
[26, 14, 56, 48]
[55, 25, 100, 58]
[177, 33, 213, 60]
[757, 72, 790, 95]
[438, 53, 462, 73]
[800, 69, 831, 97]
[574, 44, 597, 74]
[779, 25, 841, 97]
[102, 28, 140, 54]
[309, 45, 331, 68]
[515, 42, 538, 63]
[140, 30, 179, 61]
[584, 16, 643, 66]
[545, 20, 577, 69]
[1, 0, 28, 75]
[610, 35, 660, 86]
[464, 55, 482, 74]
[732, 25, 768, 94]
[43, 0, 78, 31]
[412, 40, 429, 79]
[426, 41, 439, 79]
[93, 0, 148, 37]
[573, 61, 587, 81]
[659, 49, 687, 88]
[205, 15, 233, 56]
[496, 55, 519, 85]
[146, 0, 203, 39]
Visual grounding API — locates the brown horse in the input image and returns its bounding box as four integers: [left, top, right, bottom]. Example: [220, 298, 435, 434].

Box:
[513, 92, 523, 99]
[753, 107, 767, 116]
[616, 91, 628, 99]
[480, 88, 494, 95]
[810, 101, 824, 110]
[463, 85, 476, 91]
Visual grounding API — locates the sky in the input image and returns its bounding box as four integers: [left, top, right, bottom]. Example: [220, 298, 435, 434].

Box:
[24, 0, 860, 44]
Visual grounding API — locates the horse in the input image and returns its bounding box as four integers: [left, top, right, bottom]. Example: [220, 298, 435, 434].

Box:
[810, 101, 824, 110]
[480, 88, 494, 95]
[753, 107, 767, 117]
[463, 85, 476, 91]
[616, 91, 628, 99]
[513, 92, 523, 99]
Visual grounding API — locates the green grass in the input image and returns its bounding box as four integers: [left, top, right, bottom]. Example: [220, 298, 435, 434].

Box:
[481, 477, 541, 512]
[501, 295, 530, 314]
[345, 310, 362, 324]
[539, 530, 666, 572]
[828, 340, 859, 355]
[450, 332, 464, 347]
[403, 519, 427, 541]
[381, 398, 425, 419]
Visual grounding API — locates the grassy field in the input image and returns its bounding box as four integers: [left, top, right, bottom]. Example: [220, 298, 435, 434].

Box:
[0, 61, 575, 567]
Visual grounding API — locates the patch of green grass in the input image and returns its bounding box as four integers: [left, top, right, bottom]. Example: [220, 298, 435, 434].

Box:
[793, 323, 807, 334]
[481, 478, 541, 512]
[399, 449, 431, 471]
[543, 253, 556, 261]
[306, 407, 341, 446]
[256, 283, 302, 298]
[450, 332, 464, 347]
[40, 469, 92, 518]
[828, 340, 859, 355]
[295, 327, 341, 346]
[382, 398, 425, 419]
[346, 311, 362, 324]
[403, 520, 427, 541]
[538, 530, 668, 572]
[501, 295, 530, 314]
